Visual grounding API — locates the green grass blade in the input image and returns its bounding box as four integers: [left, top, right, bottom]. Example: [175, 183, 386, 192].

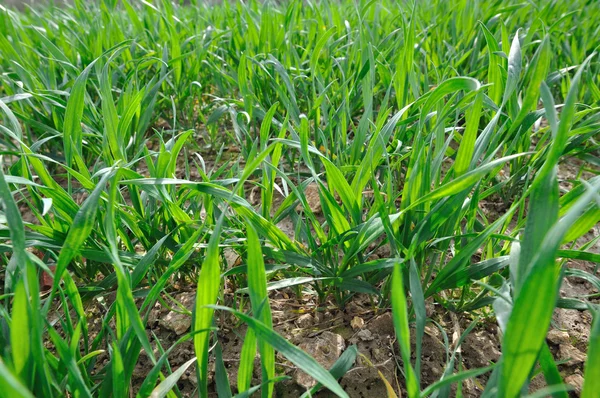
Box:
[454, 90, 483, 176]
[391, 263, 419, 398]
[500, 178, 600, 397]
[502, 31, 521, 105]
[48, 328, 92, 398]
[300, 345, 358, 398]
[531, 54, 595, 192]
[194, 216, 224, 396]
[0, 357, 34, 398]
[0, 157, 28, 292]
[409, 259, 426, 381]
[246, 224, 275, 398]
[62, 60, 97, 170]
[412, 153, 527, 207]
[215, 340, 233, 398]
[42, 169, 114, 313]
[210, 305, 348, 398]
[237, 327, 257, 393]
[10, 279, 30, 378]
[111, 342, 126, 398]
[538, 343, 568, 398]
[515, 169, 559, 293]
[150, 357, 197, 398]
[421, 365, 495, 397]
[582, 306, 600, 398]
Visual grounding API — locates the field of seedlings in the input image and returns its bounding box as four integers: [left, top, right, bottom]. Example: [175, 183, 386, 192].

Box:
[1, 0, 600, 397]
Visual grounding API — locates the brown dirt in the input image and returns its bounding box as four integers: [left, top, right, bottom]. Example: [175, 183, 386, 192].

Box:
[126, 289, 508, 397]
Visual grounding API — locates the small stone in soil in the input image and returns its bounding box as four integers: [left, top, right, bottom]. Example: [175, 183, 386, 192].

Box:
[356, 329, 374, 341]
[159, 311, 191, 335]
[546, 329, 570, 345]
[157, 293, 196, 335]
[350, 316, 365, 330]
[295, 313, 313, 329]
[558, 344, 587, 366]
[564, 374, 584, 394]
[294, 331, 345, 389]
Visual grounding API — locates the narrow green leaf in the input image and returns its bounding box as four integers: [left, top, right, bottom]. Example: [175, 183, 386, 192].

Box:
[43, 169, 114, 312]
[0, 157, 28, 292]
[516, 168, 559, 293]
[503, 31, 521, 104]
[209, 305, 348, 398]
[409, 259, 426, 381]
[10, 279, 30, 377]
[0, 357, 34, 398]
[246, 224, 275, 398]
[391, 263, 419, 398]
[237, 328, 257, 393]
[454, 91, 483, 176]
[111, 343, 126, 398]
[539, 343, 568, 398]
[63, 60, 98, 169]
[421, 365, 495, 397]
[194, 215, 224, 396]
[582, 306, 600, 397]
[300, 345, 358, 398]
[500, 178, 600, 397]
[215, 340, 233, 398]
[532, 54, 594, 192]
[413, 153, 527, 207]
[150, 357, 196, 398]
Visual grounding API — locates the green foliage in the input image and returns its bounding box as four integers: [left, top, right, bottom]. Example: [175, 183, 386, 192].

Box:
[0, 0, 599, 396]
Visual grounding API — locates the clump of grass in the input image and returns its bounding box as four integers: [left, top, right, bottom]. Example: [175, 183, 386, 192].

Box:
[1, 0, 600, 396]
